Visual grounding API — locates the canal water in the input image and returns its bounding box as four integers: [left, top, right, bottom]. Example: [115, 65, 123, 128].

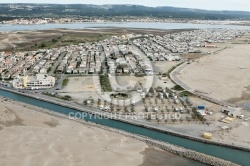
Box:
[1, 22, 250, 31]
[0, 89, 249, 165]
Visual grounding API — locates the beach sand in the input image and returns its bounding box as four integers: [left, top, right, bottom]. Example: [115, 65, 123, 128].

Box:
[0, 98, 147, 166]
[0, 97, 205, 166]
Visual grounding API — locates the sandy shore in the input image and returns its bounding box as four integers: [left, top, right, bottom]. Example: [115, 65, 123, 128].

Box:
[0, 97, 147, 166]
[178, 44, 250, 102]
[0, 97, 209, 166]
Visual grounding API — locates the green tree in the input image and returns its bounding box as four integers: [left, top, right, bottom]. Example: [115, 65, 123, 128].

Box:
[52, 39, 58, 43]
[41, 43, 46, 48]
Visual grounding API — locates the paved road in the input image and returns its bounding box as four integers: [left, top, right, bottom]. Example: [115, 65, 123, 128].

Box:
[48, 52, 66, 75]
[99, 45, 108, 74]
[129, 40, 160, 74]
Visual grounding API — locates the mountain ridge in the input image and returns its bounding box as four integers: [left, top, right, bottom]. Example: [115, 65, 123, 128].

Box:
[1, 3, 250, 20]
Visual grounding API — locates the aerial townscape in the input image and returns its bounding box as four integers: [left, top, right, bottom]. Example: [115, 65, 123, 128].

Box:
[0, 1, 250, 166]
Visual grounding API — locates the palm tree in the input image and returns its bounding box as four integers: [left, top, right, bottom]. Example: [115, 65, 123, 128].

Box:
[110, 105, 114, 110]
[111, 108, 114, 113]
[172, 118, 177, 124]
[146, 114, 152, 122]
[98, 98, 101, 105]
[155, 98, 158, 104]
[124, 107, 129, 114]
[186, 117, 191, 124]
[165, 119, 168, 124]
[191, 114, 197, 123]
[131, 107, 135, 113]
[156, 117, 161, 125]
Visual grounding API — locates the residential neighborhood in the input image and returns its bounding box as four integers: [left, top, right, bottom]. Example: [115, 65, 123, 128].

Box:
[0, 29, 249, 89]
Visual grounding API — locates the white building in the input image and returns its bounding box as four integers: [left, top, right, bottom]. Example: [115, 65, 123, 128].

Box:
[222, 107, 242, 118]
[40, 68, 47, 74]
[13, 74, 55, 89]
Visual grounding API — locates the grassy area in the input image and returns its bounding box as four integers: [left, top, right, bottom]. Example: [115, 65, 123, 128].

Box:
[110, 93, 129, 99]
[135, 73, 146, 77]
[180, 91, 194, 97]
[100, 75, 112, 92]
[62, 78, 69, 86]
[30, 32, 112, 50]
[43, 92, 72, 101]
[47, 67, 52, 73]
[172, 85, 184, 91]
[60, 95, 72, 101]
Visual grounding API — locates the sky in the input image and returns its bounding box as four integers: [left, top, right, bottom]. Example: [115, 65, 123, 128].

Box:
[2, 0, 250, 11]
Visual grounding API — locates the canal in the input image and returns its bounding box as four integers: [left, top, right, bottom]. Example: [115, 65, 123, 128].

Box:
[0, 89, 249, 166]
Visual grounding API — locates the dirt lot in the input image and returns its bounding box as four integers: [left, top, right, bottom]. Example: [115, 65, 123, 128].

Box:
[154, 61, 180, 74]
[111, 75, 148, 90]
[62, 76, 99, 93]
[58, 76, 101, 103]
[178, 44, 250, 102]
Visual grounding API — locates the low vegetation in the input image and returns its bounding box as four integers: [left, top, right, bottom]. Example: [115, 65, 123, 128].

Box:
[100, 75, 112, 92]
[43, 92, 72, 101]
[180, 91, 194, 97]
[172, 85, 184, 91]
[110, 93, 129, 99]
[61, 95, 72, 101]
[30, 33, 112, 50]
[62, 78, 69, 86]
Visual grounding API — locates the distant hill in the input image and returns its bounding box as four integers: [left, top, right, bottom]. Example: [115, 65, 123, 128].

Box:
[1, 3, 250, 20]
